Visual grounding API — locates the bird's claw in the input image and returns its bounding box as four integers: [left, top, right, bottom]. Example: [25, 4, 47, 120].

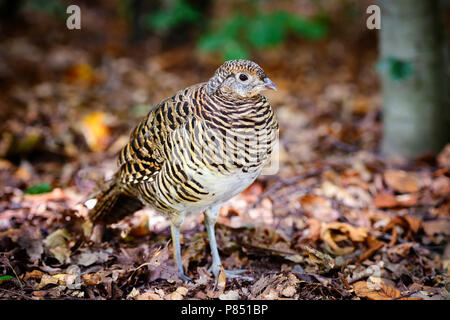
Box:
[208, 265, 251, 280]
[178, 272, 192, 282]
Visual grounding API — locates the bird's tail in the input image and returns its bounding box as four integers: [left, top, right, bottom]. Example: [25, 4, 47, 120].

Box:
[85, 178, 144, 224]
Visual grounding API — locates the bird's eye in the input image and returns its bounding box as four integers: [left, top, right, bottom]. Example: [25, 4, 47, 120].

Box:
[239, 73, 248, 81]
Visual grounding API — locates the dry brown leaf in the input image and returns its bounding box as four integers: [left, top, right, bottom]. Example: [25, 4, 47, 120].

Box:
[136, 291, 163, 300]
[38, 274, 59, 289]
[306, 218, 321, 241]
[374, 192, 397, 208]
[383, 170, 421, 193]
[358, 239, 384, 262]
[81, 273, 103, 286]
[168, 287, 189, 300]
[321, 222, 368, 256]
[240, 181, 264, 202]
[299, 194, 339, 222]
[403, 215, 422, 233]
[353, 280, 400, 300]
[353, 281, 421, 300]
[43, 229, 72, 264]
[374, 192, 418, 208]
[64, 63, 99, 85]
[216, 265, 226, 292]
[322, 222, 368, 242]
[75, 249, 110, 267]
[181, 233, 206, 270]
[423, 219, 450, 236]
[431, 176, 450, 197]
[387, 242, 414, 257]
[18, 227, 43, 263]
[437, 144, 450, 169]
[23, 270, 44, 281]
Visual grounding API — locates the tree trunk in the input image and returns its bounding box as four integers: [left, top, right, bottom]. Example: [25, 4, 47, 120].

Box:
[379, 0, 449, 158]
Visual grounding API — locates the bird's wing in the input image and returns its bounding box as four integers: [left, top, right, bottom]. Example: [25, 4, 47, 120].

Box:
[116, 85, 201, 185]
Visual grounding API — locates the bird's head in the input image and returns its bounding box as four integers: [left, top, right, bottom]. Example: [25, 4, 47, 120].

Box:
[206, 59, 277, 99]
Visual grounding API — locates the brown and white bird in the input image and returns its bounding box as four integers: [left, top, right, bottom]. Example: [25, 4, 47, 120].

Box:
[86, 59, 278, 281]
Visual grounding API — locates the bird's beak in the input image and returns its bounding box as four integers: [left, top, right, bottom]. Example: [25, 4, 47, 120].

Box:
[263, 77, 277, 91]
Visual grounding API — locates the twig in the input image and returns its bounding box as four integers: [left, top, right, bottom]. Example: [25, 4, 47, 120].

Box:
[392, 290, 420, 300]
[0, 254, 23, 289]
[0, 288, 32, 300]
[251, 168, 325, 208]
[326, 136, 359, 153]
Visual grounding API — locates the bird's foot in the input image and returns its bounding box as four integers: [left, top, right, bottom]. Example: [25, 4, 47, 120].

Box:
[178, 271, 192, 282]
[208, 265, 252, 280]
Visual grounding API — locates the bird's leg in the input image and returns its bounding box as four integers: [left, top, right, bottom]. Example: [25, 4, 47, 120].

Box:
[204, 207, 247, 279]
[170, 218, 191, 282]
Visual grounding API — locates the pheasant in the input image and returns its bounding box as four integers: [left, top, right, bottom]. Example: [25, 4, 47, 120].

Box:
[86, 59, 279, 281]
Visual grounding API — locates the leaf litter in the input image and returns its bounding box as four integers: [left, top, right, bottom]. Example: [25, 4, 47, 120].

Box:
[0, 1, 449, 301]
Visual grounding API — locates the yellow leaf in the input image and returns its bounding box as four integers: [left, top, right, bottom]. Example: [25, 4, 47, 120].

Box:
[80, 111, 110, 152]
[65, 63, 99, 85]
[321, 222, 368, 256]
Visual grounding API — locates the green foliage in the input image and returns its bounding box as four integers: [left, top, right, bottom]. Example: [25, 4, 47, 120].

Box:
[146, 0, 202, 32]
[0, 275, 13, 281]
[376, 57, 414, 81]
[198, 15, 249, 60]
[25, 182, 52, 195]
[198, 11, 328, 60]
[23, 0, 66, 18]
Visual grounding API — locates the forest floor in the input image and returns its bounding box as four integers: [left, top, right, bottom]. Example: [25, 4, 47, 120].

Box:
[0, 4, 449, 300]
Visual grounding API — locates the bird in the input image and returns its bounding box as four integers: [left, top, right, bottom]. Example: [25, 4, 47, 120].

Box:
[85, 59, 279, 281]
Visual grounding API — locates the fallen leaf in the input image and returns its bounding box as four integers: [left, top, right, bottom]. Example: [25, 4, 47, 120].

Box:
[216, 265, 226, 292]
[168, 287, 189, 300]
[387, 242, 415, 258]
[306, 218, 321, 241]
[281, 286, 297, 298]
[374, 192, 418, 208]
[80, 111, 111, 152]
[423, 220, 450, 236]
[126, 288, 140, 300]
[240, 181, 264, 202]
[181, 233, 206, 270]
[299, 194, 339, 222]
[383, 170, 420, 193]
[38, 274, 59, 289]
[65, 63, 99, 85]
[403, 215, 422, 233]
[81, 273, 103, 285]
[76, 249, 110, 266]
[437, 144, 450, 169]
[358, 239, 384, 262]
[219, 290, 240, 300]
[136, 291, 163, 300]
[24, 270, 44, 281]
[321, 222, 368, 256]
[24, 182, 52, 195]
[353, 280, 400, 299]
[353, 281, 421, 300]
[18, 228, 43, 263]
[374, 193, 397, 208]
[44, 229, 71, 248]
[431, 176, 450, 197]
[0, 275, 13, 282]
[43, 229, 72, 264]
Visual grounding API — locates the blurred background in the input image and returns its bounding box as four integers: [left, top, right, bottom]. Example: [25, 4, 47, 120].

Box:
[0, 0, 448, 190]
[0, 0, 449, 300]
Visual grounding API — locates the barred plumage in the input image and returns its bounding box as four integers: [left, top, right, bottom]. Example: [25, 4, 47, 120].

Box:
[86, 59, 278, 281]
